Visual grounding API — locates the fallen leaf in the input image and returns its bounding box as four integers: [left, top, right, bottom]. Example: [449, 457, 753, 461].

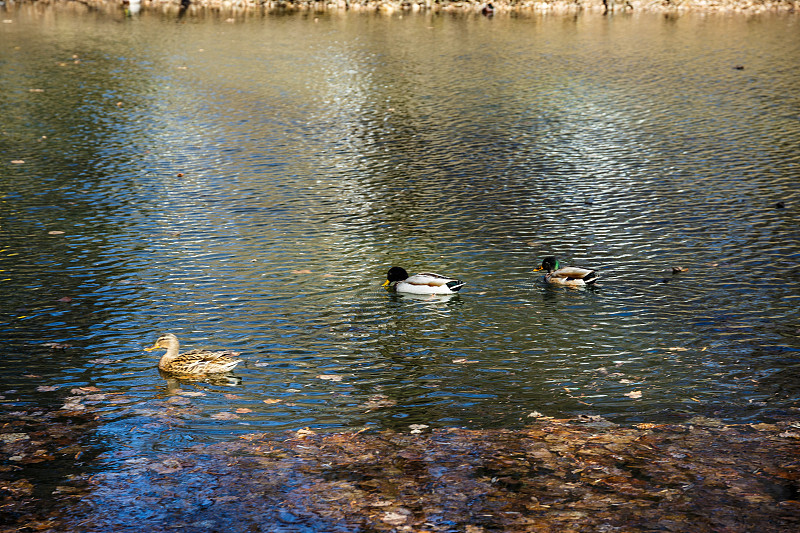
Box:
[235, 408, 253, 414]
[211, 412, 240, 420]
[36, 385, 59, 392]
[149, 459, 183, 474]
[625, 390, 643, 399]
[382, 511, 408, 526]
[363, 395, 397, 411]
[11, 160, 24, 164]
[42, 342, 72, 349]
[57, 296, 73, 303]
[48, 230, 65, 235]
[292, 269, 313, 274]
[262, 399, 282, 404]
[296, 427, 316, 438]
[71, 386, 102, 394]
[317, 374, 343, 382]
[0, 433, 30, 444]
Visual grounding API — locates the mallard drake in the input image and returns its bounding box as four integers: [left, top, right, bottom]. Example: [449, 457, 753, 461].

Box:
[534, 256, 598, 286]
[383, 266, 465, 295]
[145, 333, 241, 374]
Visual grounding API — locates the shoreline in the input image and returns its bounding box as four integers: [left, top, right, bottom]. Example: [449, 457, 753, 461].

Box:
[2, 0, 798, 15]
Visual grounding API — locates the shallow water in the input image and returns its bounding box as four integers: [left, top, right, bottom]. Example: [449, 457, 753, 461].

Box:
[1, 6, 799, 462]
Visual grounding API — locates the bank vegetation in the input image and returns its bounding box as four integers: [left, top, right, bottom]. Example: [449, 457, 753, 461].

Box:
[3, 0, 798, 15]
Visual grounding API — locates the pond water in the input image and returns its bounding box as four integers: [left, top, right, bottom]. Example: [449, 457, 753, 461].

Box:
[1, 5, 799, 462]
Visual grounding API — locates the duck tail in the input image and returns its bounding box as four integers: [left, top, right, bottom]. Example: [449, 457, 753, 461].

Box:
[583, 270, 599, 284]
[446, 280, 466, 292]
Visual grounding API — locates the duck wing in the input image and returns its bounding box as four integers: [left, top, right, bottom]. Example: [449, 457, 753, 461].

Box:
[405, 272, 466, 291]
[551, 266, 598, 283]
[175, 349, 241, 374]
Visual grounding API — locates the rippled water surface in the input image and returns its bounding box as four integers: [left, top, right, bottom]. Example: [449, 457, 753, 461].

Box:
[1, 6, 799, 458]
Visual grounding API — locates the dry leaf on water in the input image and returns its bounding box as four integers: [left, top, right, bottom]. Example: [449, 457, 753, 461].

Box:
[295, 427, 316, 438]
[211, 412, 240, 420]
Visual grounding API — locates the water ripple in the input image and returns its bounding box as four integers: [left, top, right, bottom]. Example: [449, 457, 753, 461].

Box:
[0, 11, 798, 454]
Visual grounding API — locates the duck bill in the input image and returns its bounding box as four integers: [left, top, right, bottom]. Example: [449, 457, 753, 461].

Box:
[144, 343, 159, 352]
[381, 280, 391, 287]
[532, 267, 544, 272]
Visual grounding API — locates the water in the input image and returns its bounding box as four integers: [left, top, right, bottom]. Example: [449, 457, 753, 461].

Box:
[1, 6, 799, 462]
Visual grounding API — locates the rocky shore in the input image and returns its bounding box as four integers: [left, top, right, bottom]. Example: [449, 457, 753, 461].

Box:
[3, 0, 798, 15]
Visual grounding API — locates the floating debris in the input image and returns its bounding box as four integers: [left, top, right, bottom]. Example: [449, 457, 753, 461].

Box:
[316, 374, 343, 382]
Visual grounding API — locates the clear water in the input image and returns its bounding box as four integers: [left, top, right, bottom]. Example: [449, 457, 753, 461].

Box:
[1, 6, 799, 461]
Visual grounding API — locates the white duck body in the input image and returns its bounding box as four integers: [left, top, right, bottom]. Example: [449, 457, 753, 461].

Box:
[397, 272, 465, 295]
[544, 266, 597, 286]
[534, 257, 598, 287]
[384, 267, 465, 295]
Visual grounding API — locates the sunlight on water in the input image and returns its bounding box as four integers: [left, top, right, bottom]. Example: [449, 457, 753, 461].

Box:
[0, 7, 798, 465]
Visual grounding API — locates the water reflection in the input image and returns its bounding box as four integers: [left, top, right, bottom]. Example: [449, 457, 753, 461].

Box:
[0, 7, 798, 462]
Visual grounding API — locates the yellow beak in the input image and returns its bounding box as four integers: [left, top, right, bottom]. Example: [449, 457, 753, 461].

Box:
[144, 342, 160, 352]
[382, 279, 391, 287]
[533, 266, 544, 272]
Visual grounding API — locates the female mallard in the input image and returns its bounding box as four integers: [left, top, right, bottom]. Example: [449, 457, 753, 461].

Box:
[534, 256, 598, 286]
[383, 266, 465, 295]
[145, 333, 241, 374]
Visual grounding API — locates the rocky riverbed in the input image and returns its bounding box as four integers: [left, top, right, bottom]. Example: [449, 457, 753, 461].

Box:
[3, 396, 799, 532]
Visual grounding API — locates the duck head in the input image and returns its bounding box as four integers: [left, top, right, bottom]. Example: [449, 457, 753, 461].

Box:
[383, 266, 410, 286]
[533, 256, 559, 273]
